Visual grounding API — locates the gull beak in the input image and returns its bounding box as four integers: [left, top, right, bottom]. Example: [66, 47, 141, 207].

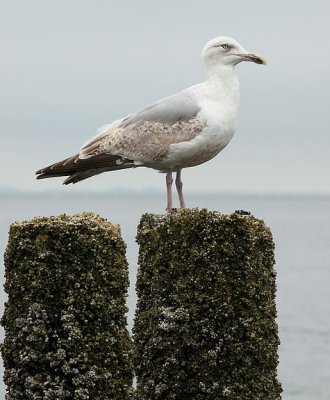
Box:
[239, 53, 267, 65]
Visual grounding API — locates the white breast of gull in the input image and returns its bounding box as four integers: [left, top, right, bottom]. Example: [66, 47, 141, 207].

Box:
[36, 36, 265, 212]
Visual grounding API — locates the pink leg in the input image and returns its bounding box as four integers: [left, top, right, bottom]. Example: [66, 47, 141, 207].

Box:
[166, 172, 173, 213]
[175, 169, 186, 209]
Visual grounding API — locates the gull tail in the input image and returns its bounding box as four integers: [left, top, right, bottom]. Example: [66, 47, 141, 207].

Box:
[36, 153, 135, 185]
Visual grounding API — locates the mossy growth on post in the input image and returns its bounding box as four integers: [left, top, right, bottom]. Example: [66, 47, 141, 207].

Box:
[134, 209, 282, 400]
[2, 212, 133, 400]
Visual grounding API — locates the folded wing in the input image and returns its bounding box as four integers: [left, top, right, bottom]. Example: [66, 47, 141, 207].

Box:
[36, 89, 203, 184]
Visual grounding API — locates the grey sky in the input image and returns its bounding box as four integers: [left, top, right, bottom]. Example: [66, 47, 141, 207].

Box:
[1, 0, 329, 194]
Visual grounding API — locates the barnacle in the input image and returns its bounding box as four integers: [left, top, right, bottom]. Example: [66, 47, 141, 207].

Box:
[134, 209, 282, 400]
[2, 212, 134, 399]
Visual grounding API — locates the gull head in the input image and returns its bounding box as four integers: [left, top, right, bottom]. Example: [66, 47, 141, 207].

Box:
[202, 36, 266, 71]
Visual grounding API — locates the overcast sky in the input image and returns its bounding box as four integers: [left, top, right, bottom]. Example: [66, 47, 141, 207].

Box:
[1, 0, 329, 194]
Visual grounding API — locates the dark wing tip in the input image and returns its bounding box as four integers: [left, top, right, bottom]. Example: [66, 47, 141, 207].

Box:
[35, 168, 43, 175]
[35, 153, 136, 183]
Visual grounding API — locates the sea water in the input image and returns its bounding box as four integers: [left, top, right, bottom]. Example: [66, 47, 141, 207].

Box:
[0, 191, 329, 399]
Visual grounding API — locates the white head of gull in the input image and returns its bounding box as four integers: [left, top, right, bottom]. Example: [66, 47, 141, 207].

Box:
[36, 36, 265, 212]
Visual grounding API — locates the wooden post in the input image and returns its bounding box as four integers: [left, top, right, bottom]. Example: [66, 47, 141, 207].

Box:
[134, 209, 282, 400]
[1, 212, 133, 400]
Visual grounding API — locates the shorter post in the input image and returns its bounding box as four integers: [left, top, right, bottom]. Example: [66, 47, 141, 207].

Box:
[134, 209, 282, 400]
[2, 212, 133, 400]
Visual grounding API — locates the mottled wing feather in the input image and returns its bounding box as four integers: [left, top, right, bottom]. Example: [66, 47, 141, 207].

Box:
[36, 89, 204, 184]
[112, 118, 205, 163]
[80, 89, 203, 164]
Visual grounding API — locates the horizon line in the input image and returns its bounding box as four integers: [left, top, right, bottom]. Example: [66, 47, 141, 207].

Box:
[0, 186, 329, 199]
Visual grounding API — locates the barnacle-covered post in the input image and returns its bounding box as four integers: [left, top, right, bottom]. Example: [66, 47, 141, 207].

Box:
[2, 212, 133, 399]
[134, 209, 282, 400]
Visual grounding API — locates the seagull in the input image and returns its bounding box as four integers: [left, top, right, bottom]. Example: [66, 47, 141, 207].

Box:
[36, 36, 265, 211]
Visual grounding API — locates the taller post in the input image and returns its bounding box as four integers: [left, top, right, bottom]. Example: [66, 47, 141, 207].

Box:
[134, 209, 282, 400]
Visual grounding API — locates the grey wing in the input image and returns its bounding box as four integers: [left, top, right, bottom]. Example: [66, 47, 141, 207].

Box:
[121, 88, 200, 127]
[80, 88, 204, 164]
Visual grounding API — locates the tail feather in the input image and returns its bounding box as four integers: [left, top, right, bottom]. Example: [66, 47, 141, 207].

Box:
[36, 153, 136, 184]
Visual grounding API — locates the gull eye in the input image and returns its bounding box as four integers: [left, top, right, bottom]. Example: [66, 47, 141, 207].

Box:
[221, 43, 229, 50]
